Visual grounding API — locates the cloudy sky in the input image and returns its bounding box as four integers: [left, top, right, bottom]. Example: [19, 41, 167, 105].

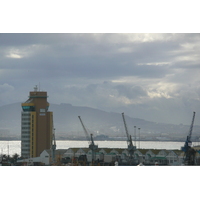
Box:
[0, 33, 200, 125]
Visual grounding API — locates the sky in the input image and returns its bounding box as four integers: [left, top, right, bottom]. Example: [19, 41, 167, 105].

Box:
[0, 33, 200, 125]
[1, 1, 199, 194]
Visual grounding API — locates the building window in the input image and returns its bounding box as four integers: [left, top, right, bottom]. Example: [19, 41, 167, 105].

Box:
[40, 108, 45, 112]
[22, 122, 30, 125]
[22, 106, 35, 112]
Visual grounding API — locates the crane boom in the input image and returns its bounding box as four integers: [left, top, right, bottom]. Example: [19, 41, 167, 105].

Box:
[78, 116, 90, 142]
[121, 113, 136, 165]
[78, 116, 98, 164]
[188, 111, 195, 142]
[122, 112, 130, 143]
[182, 112, 196, 165]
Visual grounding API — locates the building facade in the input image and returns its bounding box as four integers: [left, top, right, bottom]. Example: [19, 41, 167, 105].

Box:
[21, 86, 53, 158]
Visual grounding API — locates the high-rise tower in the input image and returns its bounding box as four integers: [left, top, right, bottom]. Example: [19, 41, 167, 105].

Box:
[21, 86, 53, 158]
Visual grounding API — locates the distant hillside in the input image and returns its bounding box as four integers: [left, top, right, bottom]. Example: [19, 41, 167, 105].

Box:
[0, 102, 200, 141]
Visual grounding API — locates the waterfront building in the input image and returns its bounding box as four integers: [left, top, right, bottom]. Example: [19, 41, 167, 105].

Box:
[99, 148, 112, 155]
[144, 149, 161, 165]
[63, 148, 80, 159]
[17, 149, 67, 166]
[134, 149, 149, 163]
[15, 147, 199, 166]
[110, 148, 122, 155]
[21, 86, 53, 158]
[75, 148, 88, 157]
[166, 150, 182, 165]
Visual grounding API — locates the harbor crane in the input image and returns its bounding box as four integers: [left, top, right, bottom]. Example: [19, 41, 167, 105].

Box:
[78, 116, 98, 164]
[51, 126, 56, 165]
[181, 112, 196, 165]
[122, 113, 136, 165]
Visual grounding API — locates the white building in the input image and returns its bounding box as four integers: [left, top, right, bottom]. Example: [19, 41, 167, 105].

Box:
[166, 150, 182, 166]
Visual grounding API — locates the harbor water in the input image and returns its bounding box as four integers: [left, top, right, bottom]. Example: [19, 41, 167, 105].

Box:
[1, 140, 199, 156]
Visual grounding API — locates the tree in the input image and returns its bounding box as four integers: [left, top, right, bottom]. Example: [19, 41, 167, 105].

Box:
[9, 153, 20, 165]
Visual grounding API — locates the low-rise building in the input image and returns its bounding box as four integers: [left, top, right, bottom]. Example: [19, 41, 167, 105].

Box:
[15, 146, 200, 166]
[166, 150, 182, 166]
[134, 149, 149, 164]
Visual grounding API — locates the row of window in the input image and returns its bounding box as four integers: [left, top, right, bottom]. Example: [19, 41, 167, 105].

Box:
[22, 106, 35, 112]
[22, 131, 30, 134]
[22, 138, 30, 141]
[22, 122, 31, 125]
[21, 152, 30, 155]
[22, 148, 30, 151]
[22, 113, 30, 116]
[22, 144, 30, 147]
[22, 135, 30, 139]
[21, 114, 36, 158]
[31, 114, 35, 158]
[22, 118, 30, 121]
[22, 127, 30, 130]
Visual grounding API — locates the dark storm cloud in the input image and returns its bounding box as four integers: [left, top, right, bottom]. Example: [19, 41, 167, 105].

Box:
[0, 33, 77, 46]
[0, 33, 39, 46]
[0, 33, 198, 80]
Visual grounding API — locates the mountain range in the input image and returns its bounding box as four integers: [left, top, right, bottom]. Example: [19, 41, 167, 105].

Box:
[0, 102, 200, 141]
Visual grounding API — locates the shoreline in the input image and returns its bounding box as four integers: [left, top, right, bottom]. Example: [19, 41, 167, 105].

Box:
[0, 138, 186, 142]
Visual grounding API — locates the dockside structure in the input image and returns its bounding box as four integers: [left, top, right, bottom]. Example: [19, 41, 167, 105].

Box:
[17, 147, 200, 166]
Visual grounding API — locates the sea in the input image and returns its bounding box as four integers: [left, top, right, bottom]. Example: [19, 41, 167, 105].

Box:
[1, 140, 200, 156]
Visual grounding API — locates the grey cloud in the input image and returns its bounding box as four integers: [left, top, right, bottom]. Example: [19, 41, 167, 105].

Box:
[114, 85, 147, 99]
[1, 33, 198, 80]
[0, 33, 200, 124]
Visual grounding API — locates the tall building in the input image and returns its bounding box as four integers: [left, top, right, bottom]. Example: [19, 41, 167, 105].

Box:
[21, 86, 53, 158]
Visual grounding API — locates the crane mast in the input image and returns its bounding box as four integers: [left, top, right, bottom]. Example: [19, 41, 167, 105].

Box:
[51, 126, 56, 165]
[188, 112, 195, 142]
[181, 112, 196, 165]
[122, 113, 136, 165]
[78, 116, 98, 164]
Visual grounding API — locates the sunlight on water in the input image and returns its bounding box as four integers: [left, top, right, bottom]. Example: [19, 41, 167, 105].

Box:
[0, 140, 191, 156]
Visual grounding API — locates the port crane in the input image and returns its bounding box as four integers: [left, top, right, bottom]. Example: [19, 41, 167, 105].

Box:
[122, 113, 136, 165]
[51, 125, 56, 165]
[78, 116, 98, 164]
[181, 112, 196, 165]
